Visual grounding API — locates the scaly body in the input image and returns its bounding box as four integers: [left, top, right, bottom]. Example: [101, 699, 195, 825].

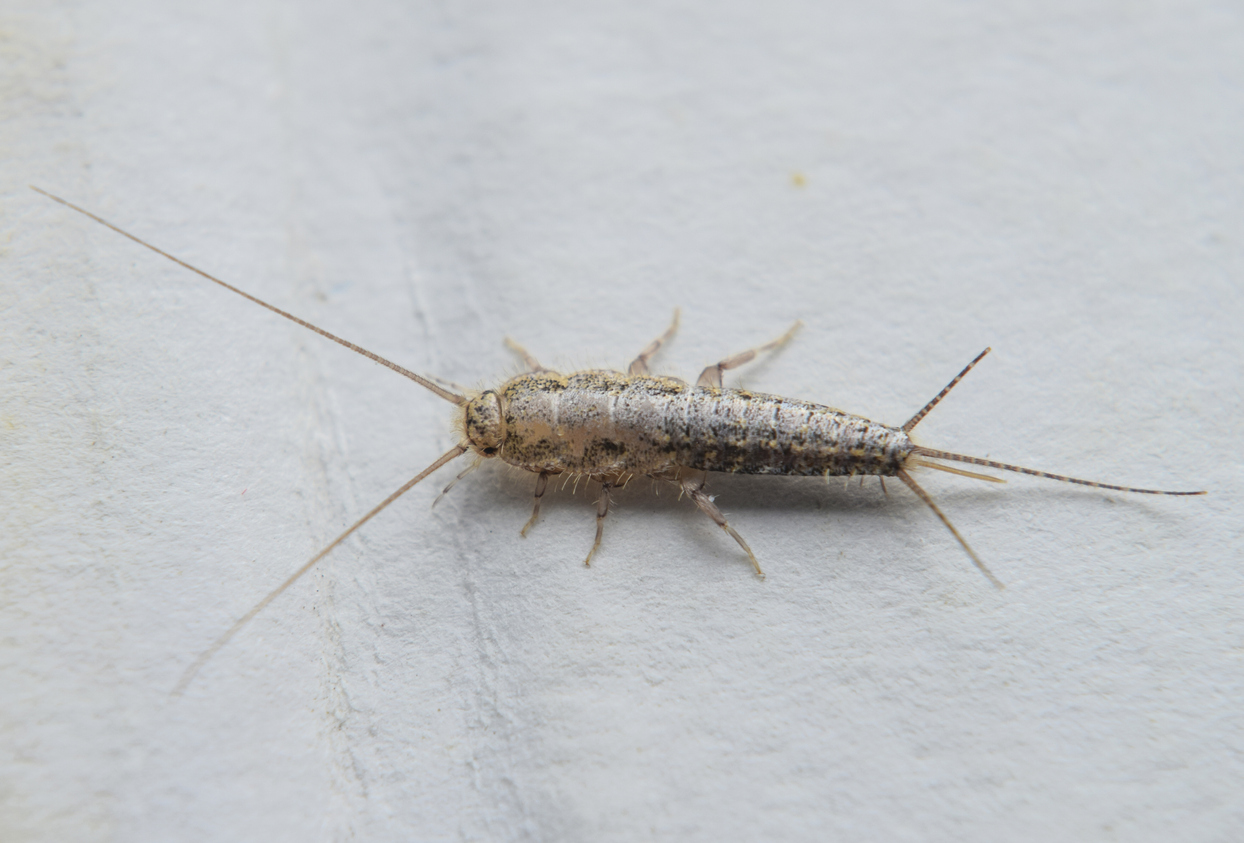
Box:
[494, 370, 910, 478]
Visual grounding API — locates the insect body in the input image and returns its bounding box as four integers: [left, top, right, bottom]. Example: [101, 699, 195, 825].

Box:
[469, 358, 918, 575]
[33, 187, 1206, 693]
[479, 370, 913, 481]
[464, 325, 1203, 589]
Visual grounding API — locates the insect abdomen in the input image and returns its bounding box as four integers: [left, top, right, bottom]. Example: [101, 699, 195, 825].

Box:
[669, 388, 912, 476]
[497, 371, 913, 478]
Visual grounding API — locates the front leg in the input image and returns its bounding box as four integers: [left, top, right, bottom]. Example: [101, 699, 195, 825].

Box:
[520, 470, 551, 537]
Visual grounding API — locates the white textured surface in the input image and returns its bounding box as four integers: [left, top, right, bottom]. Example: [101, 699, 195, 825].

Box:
[2, 2, 1241, 840]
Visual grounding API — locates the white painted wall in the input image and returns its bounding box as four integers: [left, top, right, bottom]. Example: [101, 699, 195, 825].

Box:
[3, 2, 1240, 840]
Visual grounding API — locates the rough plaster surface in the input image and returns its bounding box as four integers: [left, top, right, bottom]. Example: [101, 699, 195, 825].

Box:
[2, 2, 1241, 841]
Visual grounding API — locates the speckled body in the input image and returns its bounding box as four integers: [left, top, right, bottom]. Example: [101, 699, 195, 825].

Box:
[486, 370, 914, 479]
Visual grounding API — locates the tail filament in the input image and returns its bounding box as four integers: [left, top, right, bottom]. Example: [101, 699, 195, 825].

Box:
[914, 447, 1206, 496]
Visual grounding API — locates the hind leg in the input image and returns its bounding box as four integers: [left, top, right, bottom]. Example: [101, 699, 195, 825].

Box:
[628, 309, 681, 375]
[680, 473, 764, 578]
[696, 321, 801, 387]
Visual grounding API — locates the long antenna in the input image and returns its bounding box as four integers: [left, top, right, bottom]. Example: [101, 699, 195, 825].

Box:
[31, 186, 465, 406]
[172, 444, 468, 695]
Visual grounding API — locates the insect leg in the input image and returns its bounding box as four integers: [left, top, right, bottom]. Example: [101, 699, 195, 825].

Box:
[520, 471, 551, 537]
[504, 337, 549, 372]
[680, 474, 764, 578]
[432, 460, 480, 508]
[696, 320, 802, 387]
[628, 308, 681, 375]
[583, 480, 615, 567]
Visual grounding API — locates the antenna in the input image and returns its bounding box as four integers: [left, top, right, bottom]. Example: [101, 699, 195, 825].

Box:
[172, 445, 468, 695]
[31, 186, 465, 405]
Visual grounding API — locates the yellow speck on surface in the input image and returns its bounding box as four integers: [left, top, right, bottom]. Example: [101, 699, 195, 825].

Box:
[790, 172, 807, 188]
